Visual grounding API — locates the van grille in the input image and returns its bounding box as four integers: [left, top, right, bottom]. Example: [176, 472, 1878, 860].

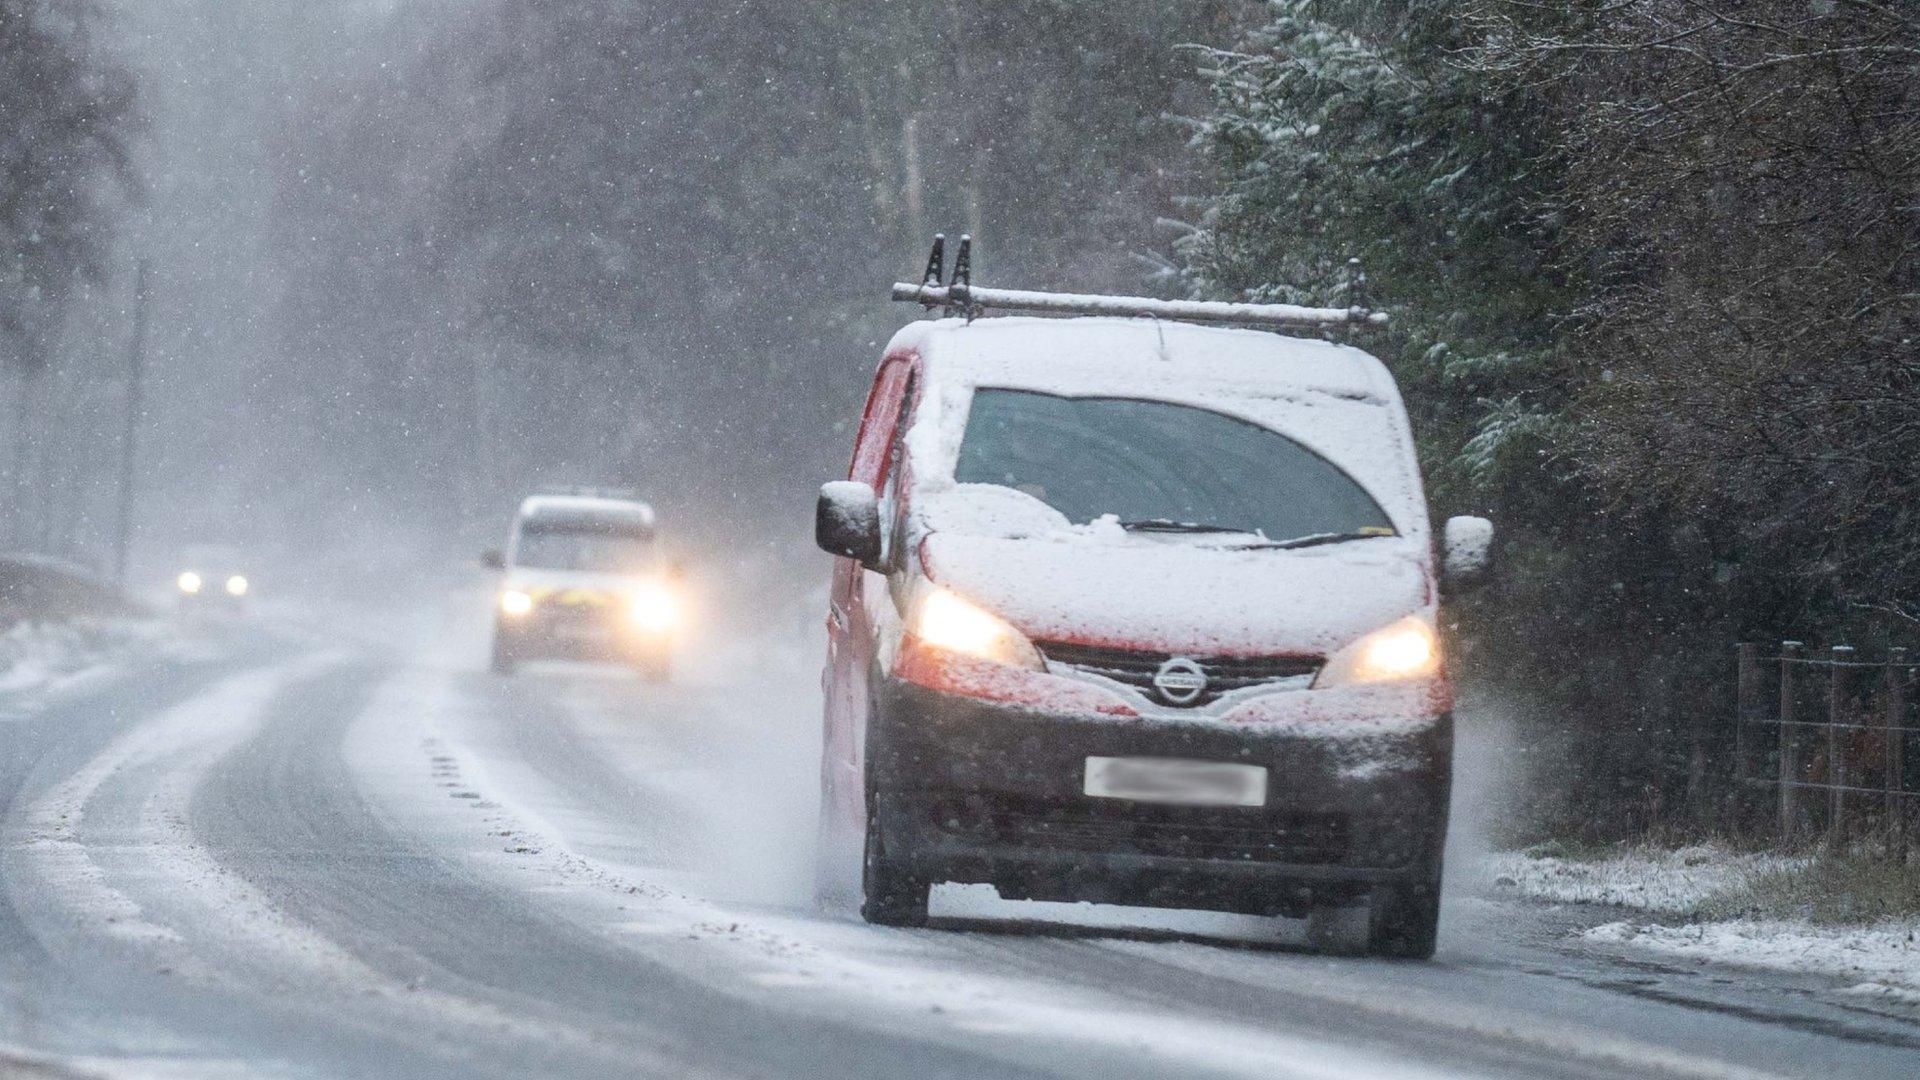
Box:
[935, 794, 1350, 865]
[1036, 642, 1321, 708]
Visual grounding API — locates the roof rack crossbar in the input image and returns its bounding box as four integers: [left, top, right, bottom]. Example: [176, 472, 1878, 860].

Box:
[890, 281, 1387, 329]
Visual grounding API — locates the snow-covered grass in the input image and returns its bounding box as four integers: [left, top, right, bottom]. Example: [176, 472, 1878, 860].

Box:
[1490, 842, 1920, 998]
[1586, 920, 1920, 1003]
[1488, 841, 1803, 917]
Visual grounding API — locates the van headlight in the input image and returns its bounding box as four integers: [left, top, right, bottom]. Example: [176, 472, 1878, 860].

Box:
[1315, 616, 1440, 687]
[499, 589, 534, 617]
[225, 575, 249, 597]
[627, 580, 679, 633]
[177, 571, 203, 595]
[909, 587, 1042, 670]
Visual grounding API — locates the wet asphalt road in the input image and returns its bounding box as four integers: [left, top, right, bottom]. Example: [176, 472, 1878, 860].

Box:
[2, 609, 1918, 1079]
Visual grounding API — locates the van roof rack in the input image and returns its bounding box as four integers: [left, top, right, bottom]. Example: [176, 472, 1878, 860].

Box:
[891, 235, 1387, 330]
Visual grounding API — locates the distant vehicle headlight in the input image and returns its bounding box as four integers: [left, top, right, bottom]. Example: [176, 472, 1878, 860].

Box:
[177, 571, 203, 595]
[1315, 615, 1440, 687]
[225, 575, 249, 597]
[500, 589, 534, 617]
[909, 587, 1042, 670]
[627, 580, 678, 633]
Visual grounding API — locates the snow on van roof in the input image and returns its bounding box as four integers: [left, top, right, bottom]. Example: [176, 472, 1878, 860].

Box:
[889, 316, 1398, 401]
[517, 494, 656, 526]
[892, 316, 1429, 540]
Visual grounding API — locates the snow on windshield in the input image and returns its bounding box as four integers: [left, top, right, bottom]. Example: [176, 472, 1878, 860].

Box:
[951, 388, 1395, 542]
[898, 317, 1428, 543]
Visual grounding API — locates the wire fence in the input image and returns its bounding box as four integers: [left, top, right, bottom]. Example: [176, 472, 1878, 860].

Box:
[1735, 642, 1918, 852]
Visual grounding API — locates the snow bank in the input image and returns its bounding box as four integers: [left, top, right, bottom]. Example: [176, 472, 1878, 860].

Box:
[1493, 844, 1920, 997]
[1488, 844, 1799, 917]
[1586, 919, 1920, 998]
[0, 618, 167, 697]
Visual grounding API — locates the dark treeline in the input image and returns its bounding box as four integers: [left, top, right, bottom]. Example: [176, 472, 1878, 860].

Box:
[3, 0, 1915, 837]
[1181, 0, 1920, 836]
[0, 0, 139, 555]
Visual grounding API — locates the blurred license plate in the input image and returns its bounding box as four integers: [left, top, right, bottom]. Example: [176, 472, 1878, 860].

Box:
[1083, 757, 1267, 808]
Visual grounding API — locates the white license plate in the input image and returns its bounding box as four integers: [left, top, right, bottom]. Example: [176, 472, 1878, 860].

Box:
[1083, 757, 1268, 808]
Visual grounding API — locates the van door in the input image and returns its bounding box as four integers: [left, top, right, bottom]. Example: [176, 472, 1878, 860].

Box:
[824, 354, 917, 825]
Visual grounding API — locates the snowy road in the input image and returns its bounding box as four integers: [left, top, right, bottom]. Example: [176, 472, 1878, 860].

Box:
[3, 597, 1918, 1079]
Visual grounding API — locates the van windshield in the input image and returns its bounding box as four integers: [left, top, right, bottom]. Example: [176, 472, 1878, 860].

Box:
[952, 389, 1394, 543]
[514, 522, 654, 573]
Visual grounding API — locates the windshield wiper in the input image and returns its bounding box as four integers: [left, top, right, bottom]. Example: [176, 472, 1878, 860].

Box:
[1116, 519, 1255, 535]
[1263, 530, 1397, 551]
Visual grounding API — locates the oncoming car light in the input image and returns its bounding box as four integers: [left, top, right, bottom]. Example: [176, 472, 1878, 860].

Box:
[627, 580, 679, 633]
[1316, 616, 1440, 687]
[499, 589, 534, 617]
[910, 587, 1041, 670]
[225, 575, 249, 597]
[177, 571, 203, 595]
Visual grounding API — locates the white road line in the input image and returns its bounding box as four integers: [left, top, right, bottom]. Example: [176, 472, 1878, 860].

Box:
[6, 650, 687, 1077]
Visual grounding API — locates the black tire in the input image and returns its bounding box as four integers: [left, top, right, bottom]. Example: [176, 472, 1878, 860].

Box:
[860, 798, 928, 927]
[1366, 878, 1441, 959]
[490, 628, 519, 675]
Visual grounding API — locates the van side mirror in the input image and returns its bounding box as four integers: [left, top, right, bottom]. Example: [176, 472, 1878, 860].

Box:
[1441, 516, 1493, 587]
[816, 481, 882, 568]
[480, 549, 505, 571]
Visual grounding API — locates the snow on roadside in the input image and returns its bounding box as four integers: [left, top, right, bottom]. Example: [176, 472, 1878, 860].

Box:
[1586, 919, 1920, 1000]
[1490, 844, 1920, 999]
[1487, 844, 1800, 916]
[0, 618, 170, 697]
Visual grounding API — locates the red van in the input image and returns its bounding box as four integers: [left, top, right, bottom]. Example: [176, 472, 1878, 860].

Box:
[814, 295, 1490, 957]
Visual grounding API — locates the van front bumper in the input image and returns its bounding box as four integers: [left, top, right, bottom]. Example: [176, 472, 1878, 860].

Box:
[868, 677, 1451, 917]
[496, 611, 668, 662]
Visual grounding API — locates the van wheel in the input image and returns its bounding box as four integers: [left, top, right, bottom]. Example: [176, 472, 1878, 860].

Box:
[1366, 880, 1440, 960]
[490, 631, 518, 676]
[860, 800, 928, 927]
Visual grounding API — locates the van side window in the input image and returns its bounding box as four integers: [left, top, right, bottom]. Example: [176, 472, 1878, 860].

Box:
[876, 372, 918, 566]
[848, 360, 911, 488]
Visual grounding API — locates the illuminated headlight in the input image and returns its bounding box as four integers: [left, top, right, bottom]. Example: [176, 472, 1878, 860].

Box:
[499, 589, 534, 617]
[910, 587, 1042, 670]
[1315, 615, 1441, 687]
[627, 581, 678, 633]
[225, 575, 249, 597]
[177, 571, 203, 595]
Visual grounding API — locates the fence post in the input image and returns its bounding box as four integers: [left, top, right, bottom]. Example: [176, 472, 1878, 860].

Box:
[1736, 643, 1763, 824]
[1829, 644, 1855, 849]
[1779, 641, 1805, 838]
[1888, 647, 1909, 848]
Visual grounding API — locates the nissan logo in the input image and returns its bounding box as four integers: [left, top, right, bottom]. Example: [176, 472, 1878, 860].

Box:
[1152, 657, 1209, 705]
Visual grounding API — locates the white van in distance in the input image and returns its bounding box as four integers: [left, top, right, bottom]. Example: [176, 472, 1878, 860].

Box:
[483, 493, 680, 680]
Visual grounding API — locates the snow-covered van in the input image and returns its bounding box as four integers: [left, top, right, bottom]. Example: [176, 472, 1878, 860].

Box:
[483, 493, 679, 679]
[815, 282, 1491, 956]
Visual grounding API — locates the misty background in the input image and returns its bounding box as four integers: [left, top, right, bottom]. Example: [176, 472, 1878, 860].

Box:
[5, 0, 1917, 843]
[5, 0, 1226, 582]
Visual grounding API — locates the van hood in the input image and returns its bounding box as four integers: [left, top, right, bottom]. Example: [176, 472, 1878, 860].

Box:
[919, 531, 1431, 658]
